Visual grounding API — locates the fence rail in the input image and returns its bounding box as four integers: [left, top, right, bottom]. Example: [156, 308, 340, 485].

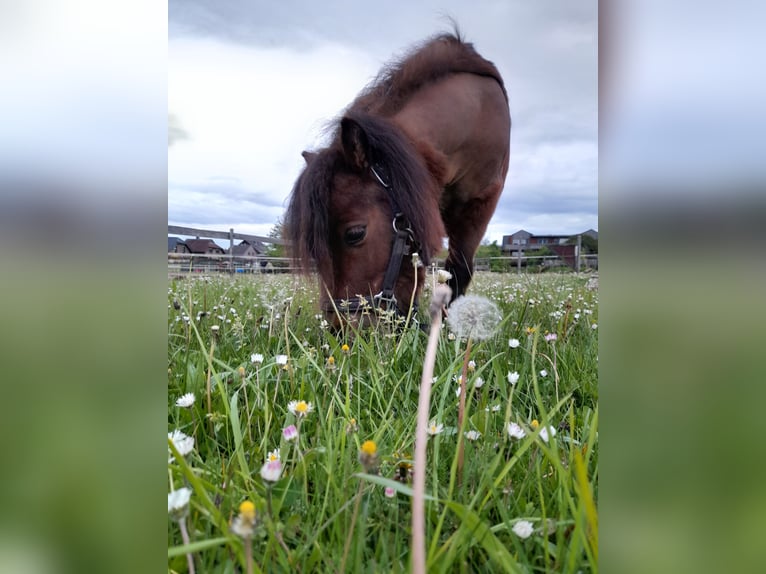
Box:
[167, 252, 598, 277]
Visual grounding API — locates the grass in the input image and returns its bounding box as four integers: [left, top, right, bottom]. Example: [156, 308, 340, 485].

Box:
[167, 271, 598, 573]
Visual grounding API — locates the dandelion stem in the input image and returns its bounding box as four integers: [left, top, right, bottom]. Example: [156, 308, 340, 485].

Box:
[178, 517, 196, 574]
[340, 480, 365, 574]
[412, 284, 451, 574]
[244, 540, 253, 574]
[456, 337, 472, 486]
[206, 338, 215, 434]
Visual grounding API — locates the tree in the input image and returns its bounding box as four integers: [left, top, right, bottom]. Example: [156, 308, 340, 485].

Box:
[566, 234, 598, 254]
[265, 218, 286, 258]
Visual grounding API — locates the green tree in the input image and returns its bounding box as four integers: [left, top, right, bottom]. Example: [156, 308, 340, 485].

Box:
[265, 218, 286, 258]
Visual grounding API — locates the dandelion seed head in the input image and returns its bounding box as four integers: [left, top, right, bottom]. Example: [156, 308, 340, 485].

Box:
[445, 295, 501, 341]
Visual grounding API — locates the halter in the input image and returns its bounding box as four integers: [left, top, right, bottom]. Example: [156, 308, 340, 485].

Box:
[327, 163, 418, 319]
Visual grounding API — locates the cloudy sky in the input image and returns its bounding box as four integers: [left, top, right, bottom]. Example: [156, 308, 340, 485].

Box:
[168, 0, 598, 244]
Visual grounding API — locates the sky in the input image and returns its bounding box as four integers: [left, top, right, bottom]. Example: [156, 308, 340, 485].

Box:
[168, 0, 598, 245]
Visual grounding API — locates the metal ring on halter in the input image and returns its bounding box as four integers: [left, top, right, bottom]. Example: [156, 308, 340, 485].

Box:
[392, 214, 413, 235]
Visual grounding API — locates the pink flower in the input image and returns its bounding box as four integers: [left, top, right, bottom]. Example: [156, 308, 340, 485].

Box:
[282, 424, 298, 442]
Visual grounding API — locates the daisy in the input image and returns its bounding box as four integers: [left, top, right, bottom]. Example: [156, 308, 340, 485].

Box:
[282, 424, 299, 441]
[175, 393, 195, 408]
[545, 333, 558, 342]
[168, 430, 195, 462]
[266, 449, 280, 462]
[474, 377, 485, 389]
[384, 486, 396, 498]
[507, 371, 520, 385]
[251, 353, 264, 364]
[467, 360, 476, 372]
[260, 459, 282, 482]
[427, 421, 444, 436]
[508, 338, 520, 348]
[275, 354, 288, 366]
[507, 422, 526, 439]
[168, 487, 192, 515]
[287, 400, 314, 418]
[539, 426, 557, 443]
[464, 430, 482, 441]
[512, 520, 534, 539]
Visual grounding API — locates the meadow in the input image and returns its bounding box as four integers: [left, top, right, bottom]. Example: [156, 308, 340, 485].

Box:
[168, 270, 598, 573]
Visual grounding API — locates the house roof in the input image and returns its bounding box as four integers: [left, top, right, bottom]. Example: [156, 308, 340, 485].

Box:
[231, 239, 265, 255]
[186, 239, 225, 253]
[168, 236, 187, 251]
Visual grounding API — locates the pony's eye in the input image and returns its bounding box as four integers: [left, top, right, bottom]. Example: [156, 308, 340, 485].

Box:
[344, 225, 367, 246]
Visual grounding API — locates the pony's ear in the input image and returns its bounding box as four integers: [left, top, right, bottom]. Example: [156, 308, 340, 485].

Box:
[340, 116, 370, 172]
[301, 150, 317, 164]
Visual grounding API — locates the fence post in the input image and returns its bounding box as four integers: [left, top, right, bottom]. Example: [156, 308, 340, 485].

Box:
[516, 248, 522, 274]
[229, 228, 234, 273]
[575, 234, 582, 273]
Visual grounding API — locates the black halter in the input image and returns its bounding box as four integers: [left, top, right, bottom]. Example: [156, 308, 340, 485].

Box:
[327, 163, 418, 319]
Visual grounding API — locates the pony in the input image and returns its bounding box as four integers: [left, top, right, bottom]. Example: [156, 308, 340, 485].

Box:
[286, 32, 510, 325]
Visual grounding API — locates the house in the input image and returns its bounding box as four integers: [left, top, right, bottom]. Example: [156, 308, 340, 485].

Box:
[185, 239, 226, 254]
[501, 229, 598, 253]
[168, 237, 190, 253]
[229, 239, 265, 258]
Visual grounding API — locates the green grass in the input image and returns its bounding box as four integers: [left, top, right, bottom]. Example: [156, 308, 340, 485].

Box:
[167, 271, 598, 573]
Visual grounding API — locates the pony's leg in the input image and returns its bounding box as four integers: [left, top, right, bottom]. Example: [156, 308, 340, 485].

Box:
[443, 183, 504, 300]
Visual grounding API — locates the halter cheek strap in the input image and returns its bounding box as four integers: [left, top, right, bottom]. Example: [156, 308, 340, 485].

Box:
[328, 164, 419, 318]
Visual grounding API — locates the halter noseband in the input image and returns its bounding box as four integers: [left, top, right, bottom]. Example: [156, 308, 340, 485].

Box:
[327, 164, 418, 319]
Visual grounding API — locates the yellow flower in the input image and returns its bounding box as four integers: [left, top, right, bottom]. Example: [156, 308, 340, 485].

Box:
[359, 440, 379, 473]
[531, 419, 540, 430]
[525, 326, 537, 336]
[237, 366, 246, 378]
[341, 344, 350, 354]
[239, 500, 256, 522]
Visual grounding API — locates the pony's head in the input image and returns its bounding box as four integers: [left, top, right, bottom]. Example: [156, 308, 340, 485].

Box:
[286, 111, 444, 326]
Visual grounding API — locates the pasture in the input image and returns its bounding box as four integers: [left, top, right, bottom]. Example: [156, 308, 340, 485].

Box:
[168, 271, 598, 573]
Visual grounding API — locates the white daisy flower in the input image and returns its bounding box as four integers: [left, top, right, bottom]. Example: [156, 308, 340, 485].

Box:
[168, 430, 195, 462]
[474, 377, 485, 389]
[507, 422, 526, 439]
[539, 426, 557, 443]
[266, 449, 280, 462]
[508, 338, 520, 348]
[512, 520, 534, 539]
[251, 353, 264, 364]
[507, 371, 520, 385]
[287, 400, 314, 418]
[168, 487, 192, 515]
[427, 421, 444, 436]
[464, 430, 482, 441]
[275, 354, 288, 365]
[175, 393, 195, 408]
[260, 460, 282, 482]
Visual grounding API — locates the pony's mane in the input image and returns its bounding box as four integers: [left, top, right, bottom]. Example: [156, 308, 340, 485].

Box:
[352, 32, 507, 116]
[285, 110, 444, 282]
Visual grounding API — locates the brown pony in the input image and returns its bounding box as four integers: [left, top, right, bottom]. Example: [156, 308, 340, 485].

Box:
[286, 32, 510, 325]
